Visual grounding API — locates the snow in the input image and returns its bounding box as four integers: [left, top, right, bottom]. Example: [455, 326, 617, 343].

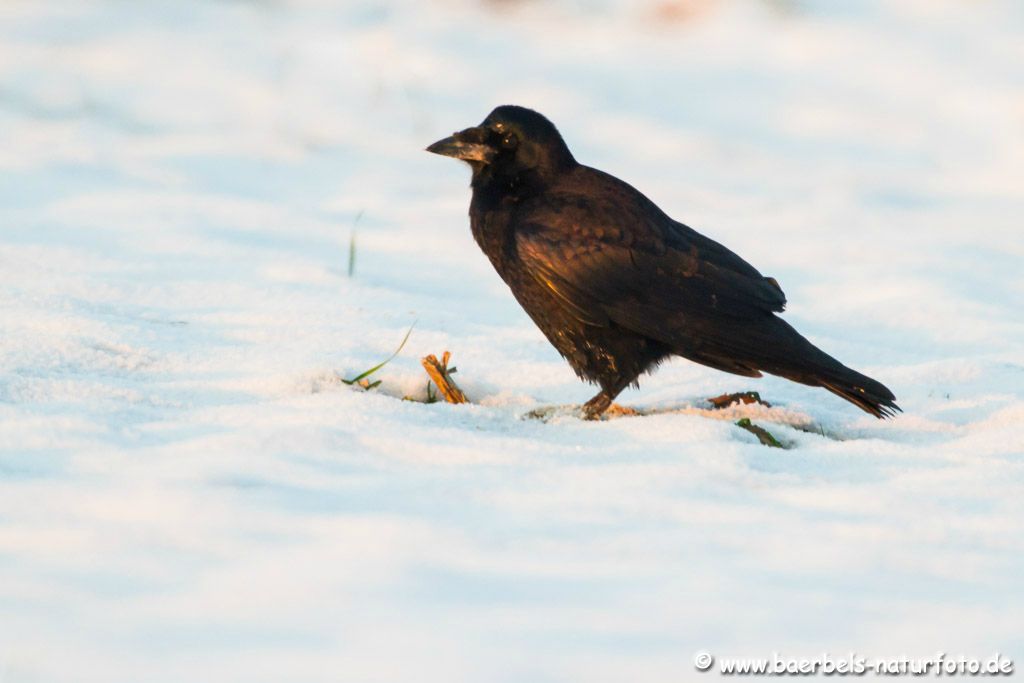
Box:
[1, 0, 1023, 680]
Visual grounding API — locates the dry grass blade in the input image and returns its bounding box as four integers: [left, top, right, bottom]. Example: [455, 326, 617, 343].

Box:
[421, 351, 467, 404]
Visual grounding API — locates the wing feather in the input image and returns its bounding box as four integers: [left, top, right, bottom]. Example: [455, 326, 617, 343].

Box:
[515, 174, 786, 347]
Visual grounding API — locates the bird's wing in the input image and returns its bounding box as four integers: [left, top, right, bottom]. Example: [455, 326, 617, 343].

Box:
[514, 190, 786, 344]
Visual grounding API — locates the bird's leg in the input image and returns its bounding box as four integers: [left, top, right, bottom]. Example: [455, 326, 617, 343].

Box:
[582, 371, 640, 420]
[582, 391, 613, 420]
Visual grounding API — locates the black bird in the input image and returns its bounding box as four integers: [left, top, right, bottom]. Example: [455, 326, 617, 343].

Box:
[426, 105, 900, 420]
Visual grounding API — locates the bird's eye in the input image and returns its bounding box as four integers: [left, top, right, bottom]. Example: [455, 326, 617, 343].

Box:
[501, 133, 518, 149]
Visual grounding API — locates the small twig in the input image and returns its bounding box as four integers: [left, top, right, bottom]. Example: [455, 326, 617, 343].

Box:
[421, 351, 467, 404]
[708, 391, 772, 410]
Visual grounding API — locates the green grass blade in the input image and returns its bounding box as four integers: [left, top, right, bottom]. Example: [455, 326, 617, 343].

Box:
[347, 232, 356, 278]
[341, 322, 416, 386]
[347, 210, 363, 278]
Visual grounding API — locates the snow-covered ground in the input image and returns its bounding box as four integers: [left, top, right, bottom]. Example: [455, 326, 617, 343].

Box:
[2, 0, 1023, 680]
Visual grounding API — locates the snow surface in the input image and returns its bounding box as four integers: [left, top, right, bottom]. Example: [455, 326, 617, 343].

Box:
[1, 0, 1023, 680]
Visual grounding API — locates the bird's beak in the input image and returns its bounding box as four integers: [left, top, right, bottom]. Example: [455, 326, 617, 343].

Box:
[425, 126, 495, 163]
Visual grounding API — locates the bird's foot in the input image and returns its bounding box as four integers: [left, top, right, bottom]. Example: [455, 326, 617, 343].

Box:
[582, 392, 613, 420]
[605, 403, 640, 417]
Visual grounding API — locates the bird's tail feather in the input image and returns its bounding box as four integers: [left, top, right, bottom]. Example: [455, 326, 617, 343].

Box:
[763, 322, 900, 419]
[811, 372, 901, 419]
[693, 317, 901, 419]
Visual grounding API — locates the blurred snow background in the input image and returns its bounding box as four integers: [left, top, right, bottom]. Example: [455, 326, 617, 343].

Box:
[1, 0, 1023, 680]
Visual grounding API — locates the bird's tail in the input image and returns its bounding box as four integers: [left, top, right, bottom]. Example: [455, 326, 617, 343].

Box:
[693, 317, 901, 419]
[814, 371, 901, 419]
[762, 320, 900, 419]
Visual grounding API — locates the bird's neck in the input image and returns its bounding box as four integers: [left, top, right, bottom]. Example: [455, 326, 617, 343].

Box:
[468, 176, 528, 277]
[472, 167, 542, 200]
[468, 162, 574, 267]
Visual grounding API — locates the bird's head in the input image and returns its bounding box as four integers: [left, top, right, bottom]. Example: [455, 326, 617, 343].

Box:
[426, 105, 576, 191]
